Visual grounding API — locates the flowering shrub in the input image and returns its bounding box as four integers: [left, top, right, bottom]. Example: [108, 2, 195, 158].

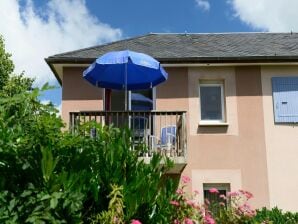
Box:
[169, 176, 257, 224]
[169, 176, 204, 224]
[206, 189, 256, 224]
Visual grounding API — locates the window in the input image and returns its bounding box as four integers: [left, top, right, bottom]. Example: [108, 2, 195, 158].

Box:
[199, 81, 225, 124]
[203, 183, 230, 205]
[272, 77, 298, 123]
[104, 88, 155, 111]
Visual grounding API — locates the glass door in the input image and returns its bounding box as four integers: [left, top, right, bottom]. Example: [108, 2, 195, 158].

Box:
[104, 88, 155, 149]
[130, 89, 154, 111]
[105, 89, 155, 111]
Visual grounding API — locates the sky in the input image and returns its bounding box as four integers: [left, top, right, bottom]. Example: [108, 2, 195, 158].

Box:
[1, 0, 298, 113]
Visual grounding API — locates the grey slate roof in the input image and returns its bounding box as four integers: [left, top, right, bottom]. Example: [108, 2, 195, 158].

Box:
[46, 33, 298, 64]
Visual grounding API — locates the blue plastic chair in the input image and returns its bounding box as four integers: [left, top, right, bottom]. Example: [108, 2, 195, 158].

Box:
[161, 125, 176, 145]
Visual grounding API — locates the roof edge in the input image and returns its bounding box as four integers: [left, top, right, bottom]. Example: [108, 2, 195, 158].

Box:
[150, 31, 298, 35]
[48, 33, 155, 58]
[45, 58, 62, 85]
[46, 55, 298, 64]
[46, 56, 298, 86]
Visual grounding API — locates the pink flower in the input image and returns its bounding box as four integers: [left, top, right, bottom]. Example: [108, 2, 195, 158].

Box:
[204, 198, 210, 205]
[209, 188, 219, 194]
[170, 200, 179, 206]
[176, 188, 184, 195]
[186, 199, 195, 207]
[182, 176, 191, 184]
[227, 191, 239, 197]
[219, 194, 226, 200]
[194, 190, 200, 195]
[204, 215, 215, 224]
[184, 218, 194, 224]
[131, 219, 142, 224]
[173, 219, 180, 224]
[239, 190, 254, 199]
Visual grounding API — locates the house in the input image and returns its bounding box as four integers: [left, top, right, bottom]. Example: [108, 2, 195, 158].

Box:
[46, 32, 298, 212]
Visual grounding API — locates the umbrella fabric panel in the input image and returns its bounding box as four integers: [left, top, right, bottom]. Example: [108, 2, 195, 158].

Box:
[83, 64, 125, 89]
[97, 50, 160, 69]
[84, 61, 167, 90]
[83, 50, 168, 91]
[126, 63, 167, 90]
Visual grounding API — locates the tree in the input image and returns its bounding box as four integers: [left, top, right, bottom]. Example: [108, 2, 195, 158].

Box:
[0, 35, 14, 90]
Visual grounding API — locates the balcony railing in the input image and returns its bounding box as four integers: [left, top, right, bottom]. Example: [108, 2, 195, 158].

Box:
[69, 111, 187, 172]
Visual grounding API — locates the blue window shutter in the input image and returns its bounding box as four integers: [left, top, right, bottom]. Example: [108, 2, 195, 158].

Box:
[272, 77, 298, 123]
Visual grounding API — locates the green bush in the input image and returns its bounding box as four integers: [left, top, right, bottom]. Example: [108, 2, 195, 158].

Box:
[0, 78, 177, 223]
[0, 36, 178, 223]
[253, 207, 298, 224]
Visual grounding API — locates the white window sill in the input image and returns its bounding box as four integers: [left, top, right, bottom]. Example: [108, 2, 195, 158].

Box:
[199, 121, 229, 127]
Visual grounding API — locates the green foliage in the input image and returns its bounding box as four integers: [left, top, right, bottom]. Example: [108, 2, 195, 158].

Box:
[91, 184, 125, 224]
[1, 73, 34, 97]
[209, 190, 256, 224]
[58, 122, 176, 223]
[253, 207, 298, 224]
[0, 35, 177, 223]
[0, 35, 14, 90]
[168, 178, 204, 223]
[0, 74, 176, 223]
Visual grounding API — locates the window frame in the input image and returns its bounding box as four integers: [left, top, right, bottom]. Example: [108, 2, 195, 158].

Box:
[129, 87, 156, 111]
[103, 88, 156, 111]
[203, 183, 231, 205]
[199, 82, 226, 124]
[203, 183, 231, 192]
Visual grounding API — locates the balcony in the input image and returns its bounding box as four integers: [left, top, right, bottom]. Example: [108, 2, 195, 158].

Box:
[69, 111, 187, 173]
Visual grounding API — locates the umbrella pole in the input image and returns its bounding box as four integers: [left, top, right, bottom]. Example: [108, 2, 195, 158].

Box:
[125, 62, 128, 111]
[124, 62, 131, 130]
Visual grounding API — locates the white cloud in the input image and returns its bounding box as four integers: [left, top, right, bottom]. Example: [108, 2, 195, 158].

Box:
[0, 0, 122, 86]
[228, 0, 298, 32]
[41, 100, 50, 105]
[195, 0, 211, 12]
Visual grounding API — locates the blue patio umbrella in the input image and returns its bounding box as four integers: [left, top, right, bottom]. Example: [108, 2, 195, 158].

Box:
[83, 50, 168, 109]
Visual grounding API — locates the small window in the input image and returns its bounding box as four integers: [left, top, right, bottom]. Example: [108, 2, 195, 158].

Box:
[199, 81, 225, 123]
[272, 77, 298, 123]
[203, 183, 230, 205]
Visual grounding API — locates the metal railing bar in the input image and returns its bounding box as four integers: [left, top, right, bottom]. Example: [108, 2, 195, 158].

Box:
[69, 110, 187, 159]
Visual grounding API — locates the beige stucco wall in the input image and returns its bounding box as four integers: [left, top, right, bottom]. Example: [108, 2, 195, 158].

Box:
[156, 67, 189, 111]
[261, 66, 298, 211]
[184, 66, 270, 209]
[60, 65, 271, 209]
[62, 67, 104, 126]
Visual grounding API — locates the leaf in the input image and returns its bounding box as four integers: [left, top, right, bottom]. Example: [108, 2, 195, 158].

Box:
[20, 190, 32, 198]
[8, 198, 16, 212]
[22, 161, 30, 170]
[41, 147, 58, 183]
[50, 197, 58, 209]
[40, 82, 56, 92]
[40, 194, 51, 201]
